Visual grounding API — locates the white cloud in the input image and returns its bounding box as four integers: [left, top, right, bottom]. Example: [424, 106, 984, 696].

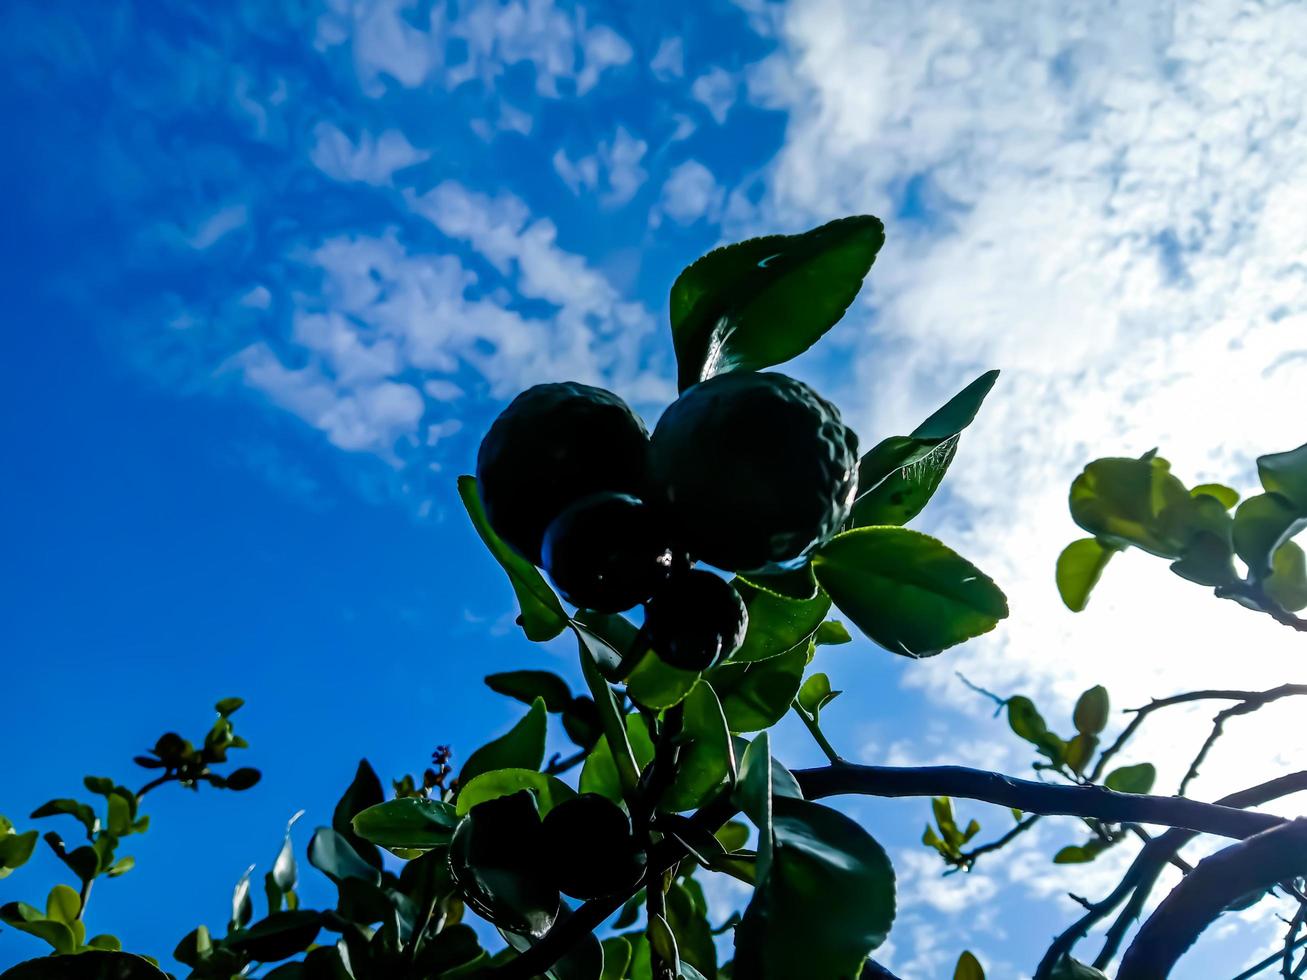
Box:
[316, 0, 632, 101]
[310, 122, 430, 186]
[552, 126, 649, 206]
[188, 204, 248, 250]
[690, 66, 738, 124]
[650, 36, 684, 81]
[655, 159, 724, 226]
[741, 0, 1307, 968]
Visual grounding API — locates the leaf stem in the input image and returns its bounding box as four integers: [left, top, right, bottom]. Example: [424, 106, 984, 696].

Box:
[791, 702, 845, 766]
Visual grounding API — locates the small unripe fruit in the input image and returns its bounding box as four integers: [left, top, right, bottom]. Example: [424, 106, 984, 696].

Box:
[645, 570, 748, 671]
[476, 383, 649, 565]
[541, 493, 673, 612]
[540, 794, 646, 900]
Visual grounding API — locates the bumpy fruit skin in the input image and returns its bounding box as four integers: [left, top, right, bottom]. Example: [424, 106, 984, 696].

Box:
[646, 570, 748, 671]
[448, 791, 558, 936]
[541, 493, 672, 612]
[649, 371, 859, 572]
[476, 383, 650, 565]
[540, 794, 646, 900]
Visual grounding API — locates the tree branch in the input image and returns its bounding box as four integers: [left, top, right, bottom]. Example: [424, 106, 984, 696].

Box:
[793, 764, 1286, 840]
[1117, 819, 1307, 979]
[1031, 771, 1307, 979]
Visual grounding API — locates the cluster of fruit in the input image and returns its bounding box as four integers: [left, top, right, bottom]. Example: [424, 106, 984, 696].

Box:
[475, 370, 859, 672]
[451, 789, 646, 916]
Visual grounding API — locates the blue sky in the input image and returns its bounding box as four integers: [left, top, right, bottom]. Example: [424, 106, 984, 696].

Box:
[5, 0, 1307, 975]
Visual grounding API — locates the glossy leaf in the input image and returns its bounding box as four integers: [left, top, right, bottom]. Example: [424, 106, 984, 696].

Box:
[1266, 541, 1307, 612]
[729, 580, 831, 663]
[1069, 456, 1194, 558]
[1105, 763, 1156, 795]
[0, 818, 38, 879]
[228, 911, 323, 963]
[485, 671, 575, 713]
[797, 672, 840, 723]
[459, 474, 568, 642]
[30, 799, 98, 838]
[910, 370, 1001, 442]
[580, 716, 655, 803]
[332, 759, 385, 870]
[733, 796, 896, 980]
[1258, 441, 1307, 509]
[600, 937, 633, 980]
[814, 620, 852, 645]
[215, 696, 245, 717]
[0, 950, 169, 979]
[626, 652, 700, 710]
[0, 901, 76, 955]
[670, 215, 885, 390]
[352, 797, 459, 851]
[458, 697, 548, 787]
[1191, 483, 1240, 509]
[814, 527, 1008, 658]
[1233, 492, 1307, 578]
[708, 642, 808, 733]
[738, 564, 819, 601]
[851, 435, 957, 527]
[1056, 538, 1117, 612]
[307, 827, 381, 886]
[576, 625, 641, 798]
[457, 768, 578, 817]
[1073, 686, 1110, 736]
[662, 681, 733, 813]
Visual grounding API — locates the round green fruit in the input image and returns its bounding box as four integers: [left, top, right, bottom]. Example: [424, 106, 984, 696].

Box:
[447, 791, 558, 936]
[540, 794, 646, 900]
[476, 383, 650, 565]
[649, 371, 859, 572]
[541, 493, 673, 612]
[645, 570, 748, 671]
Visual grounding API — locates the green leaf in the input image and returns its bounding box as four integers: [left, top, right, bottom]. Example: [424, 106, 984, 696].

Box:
[814, 620, 852, 645]
[457, 768, 578, 817]
[0, 901, 77, 954]
[459, 697, 548, 787]
[1073, 686, 1110, 736]
[910, 370, 1001, 442]
[1053, 838, 1112, 864]
[1056, 538, 1118, 612]
[813, 528, 1008, 658]
[228, 910, 324, 963]
[1069, 456, 1194, 558]
[669, 215, 885, 390]
[647, 914, 681, 977]
[729, 580, 831, 663]
[1233, 492, 1307, 579]
[1006, 697, 1065, 765]
[1266, 541, 1307, 612]
[1105, 763, 1156, 795]
[86, 934, 122, 951]
[42, 832, 99, 883]
[600, 937, 633, 980]
[708, 642, 809, 733]
[500, 909, 603, 980]
[732, 733, 776, 882]
[0, 950, 169, 978]
[45, 884, 81, 924]
[797, 672, 840, 723]
[1191, 484, 1240, 509]
[1064, 734, 1099, 776]
[459, 474, 568, 642]
[662, 681, 734, 813]
[625, 652, 701, 710]
[485, 671, 575, 713]
[307, 827, 381, 886]
[30, 799, 98, 838]
[1168, 494, 1238, 587]
[954, 950, 985, 980]
[1258, 442, 1307, 509]
[850, 435, 957, 527]
[105, 856, 135, 878]
[733, 797, 896, 980]
[580, 716, 655, 803]
[738, 564, 819, 601]
[352, 797, 459, 851]
[0, 820, 38, 879]
[332, 759, 385, 871]
[215, 696, 245, 717]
